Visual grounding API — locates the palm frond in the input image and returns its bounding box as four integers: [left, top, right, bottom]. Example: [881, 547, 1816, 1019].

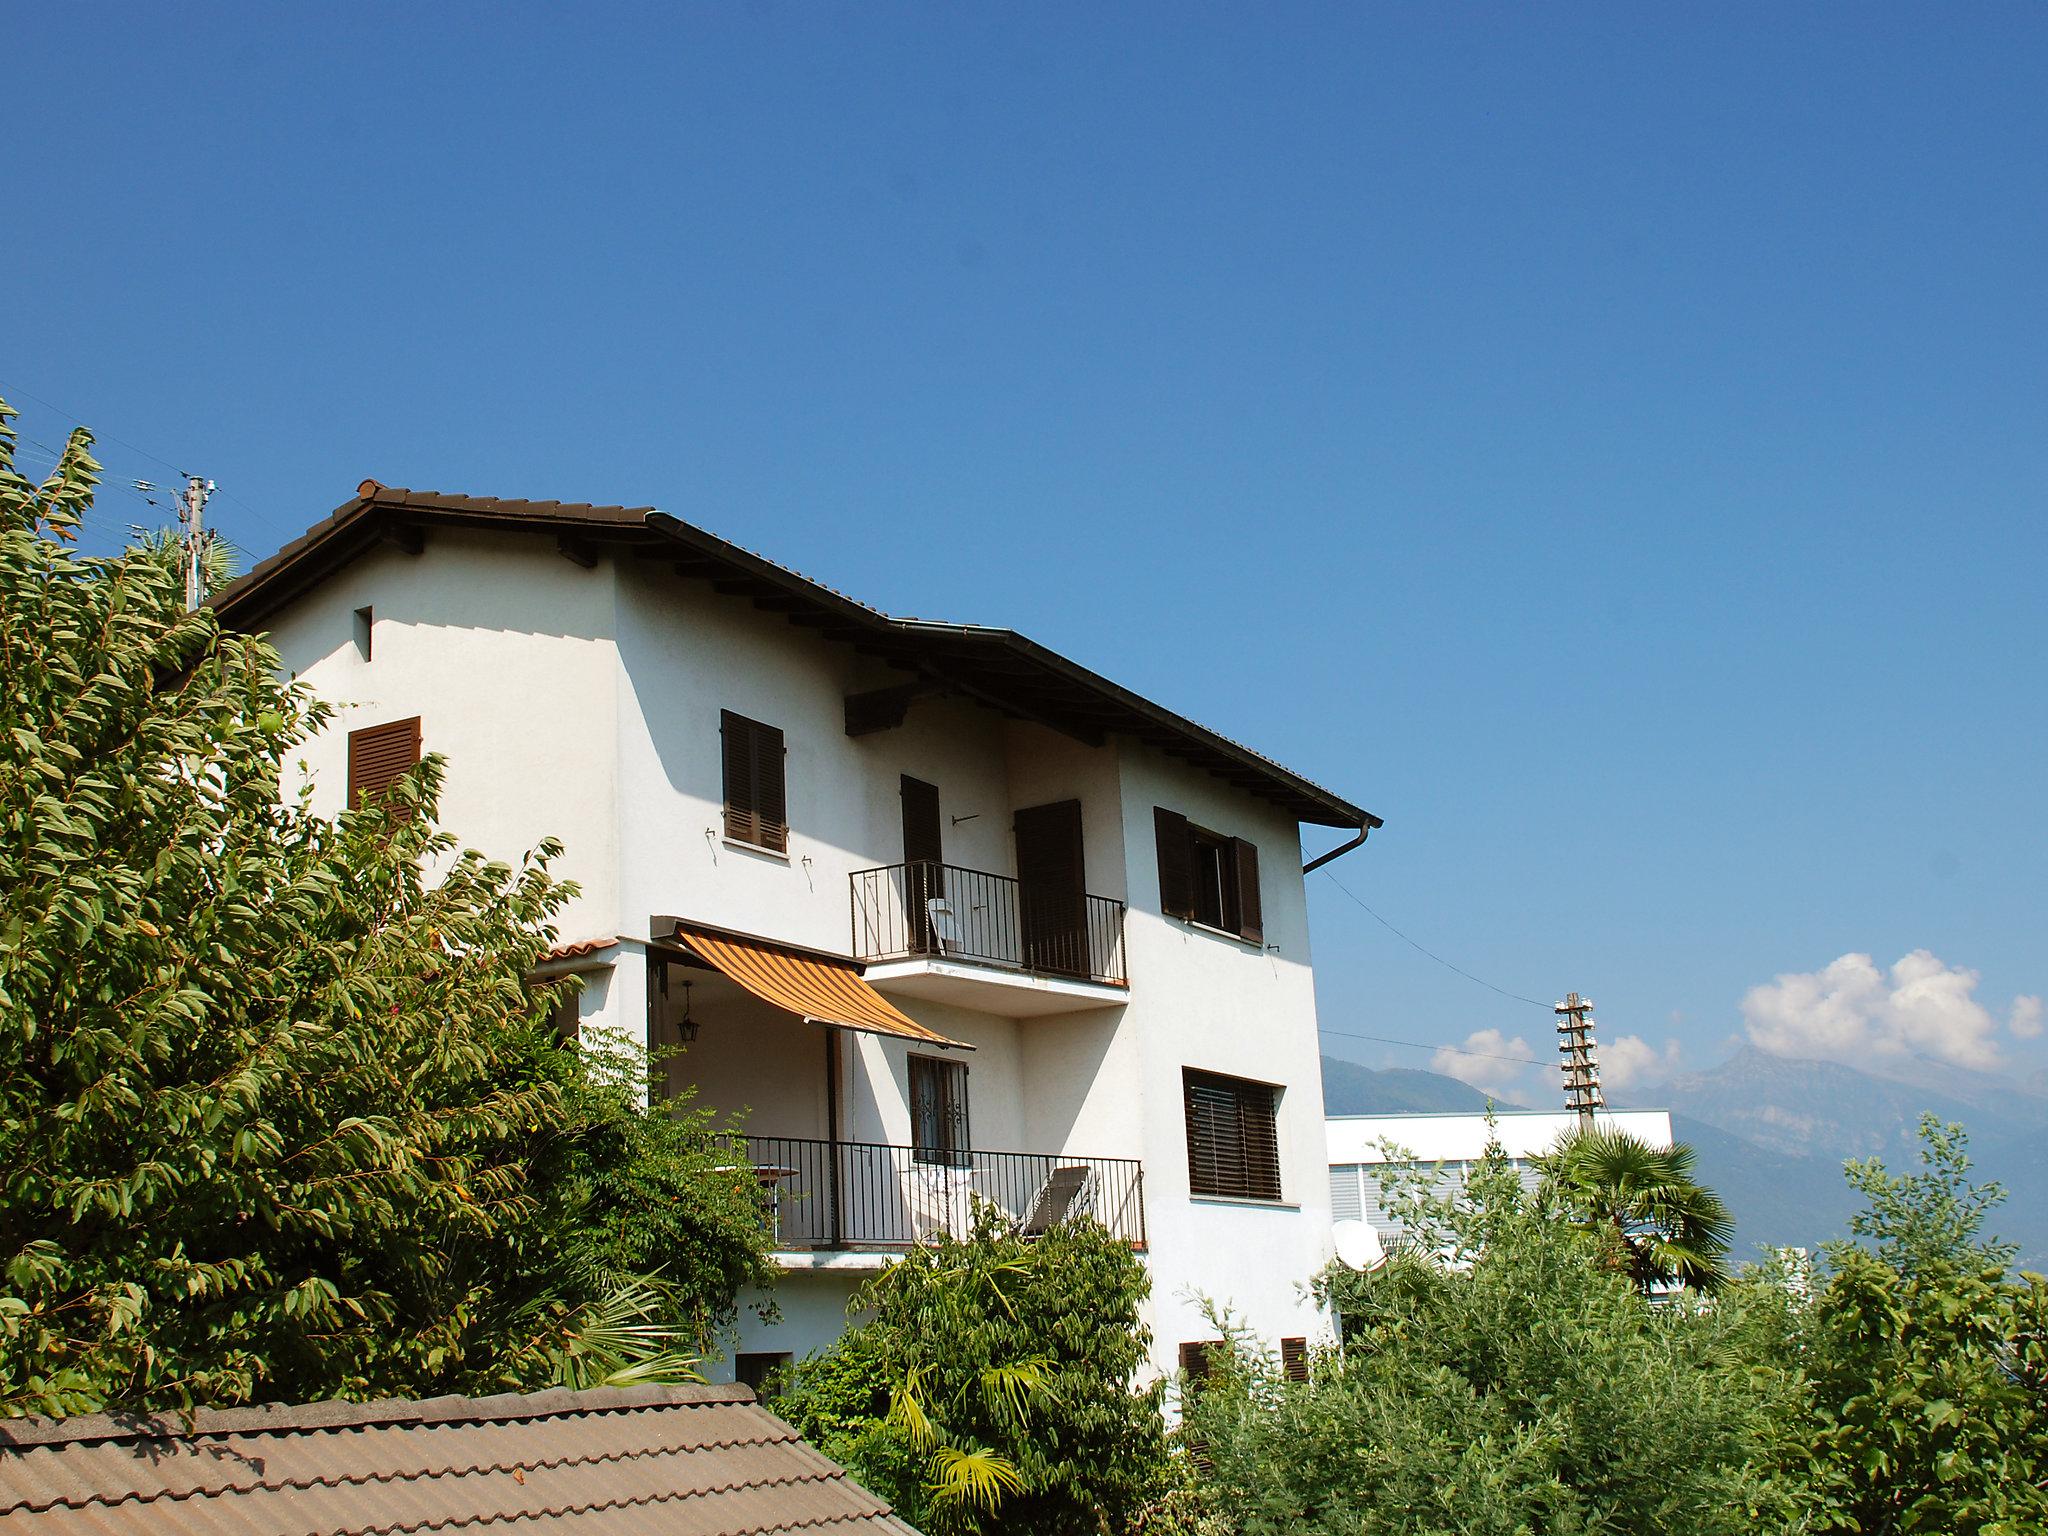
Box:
[925, 1443, 1026, 1512]
[887, 1363, 943, 1450]
[978, 1356, 1057, 1426]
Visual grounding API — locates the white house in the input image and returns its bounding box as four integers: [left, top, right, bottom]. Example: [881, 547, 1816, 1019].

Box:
[211, 481, 1382, 1386]
[1327, 1107, 1675, 1248]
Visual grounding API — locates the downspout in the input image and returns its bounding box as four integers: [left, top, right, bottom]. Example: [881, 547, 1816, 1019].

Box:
[1303, 823, 1374, 875]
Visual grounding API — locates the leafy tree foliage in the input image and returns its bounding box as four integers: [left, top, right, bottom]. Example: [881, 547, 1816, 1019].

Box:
[0, 405, 772, 1417]
[1181, 1150, 1803, 1535]
[1535, 1125, 1734, 1292]
[777, 1208, 1164, 1535]
[1797, 1117, 2046, 1534]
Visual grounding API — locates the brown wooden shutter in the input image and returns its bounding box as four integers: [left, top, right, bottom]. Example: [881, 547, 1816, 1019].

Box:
[1280, 1337, 1309, 1382]
[753, 719, 787, 853]
[1178, 1340, 1217, 1381]
[900, 776, 942, 865]
[1016, 799, 1086, 977]
[721, 711, 787, 852]
[347, 717, 421, 812]
[1232, 838, 1263, 945]
[1154, 807, 1195, 920]
[1240, 1082, 1282, 1200]
[1185, 1069, 1283, 1201]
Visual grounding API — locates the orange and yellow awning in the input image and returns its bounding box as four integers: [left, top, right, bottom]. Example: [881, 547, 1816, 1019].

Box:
[669, 920, 970, 1050]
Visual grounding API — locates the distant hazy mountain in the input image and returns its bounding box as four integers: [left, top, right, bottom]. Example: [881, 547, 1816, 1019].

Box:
[1319, 1048, 2048, 1269]
[1658, 1046, 2048, 1268]
[1322, 1058, 1490, 1115]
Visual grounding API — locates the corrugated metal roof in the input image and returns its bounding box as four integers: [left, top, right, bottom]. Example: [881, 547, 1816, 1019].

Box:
[671, 921, 969, 1051]
[0, 1384, 920, 1536]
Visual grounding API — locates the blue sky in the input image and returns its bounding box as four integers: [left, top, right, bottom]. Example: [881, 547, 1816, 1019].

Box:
[6, 5, 2044, 1096]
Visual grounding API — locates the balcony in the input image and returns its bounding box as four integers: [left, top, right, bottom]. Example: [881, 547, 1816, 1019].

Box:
[736, 1135, 1146, 1257]
[850, 861, 1129, 1016]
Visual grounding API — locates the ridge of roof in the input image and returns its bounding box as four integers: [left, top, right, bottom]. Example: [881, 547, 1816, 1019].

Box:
[0, 1383, 751, 1449]
[208, 483, 1381, 830]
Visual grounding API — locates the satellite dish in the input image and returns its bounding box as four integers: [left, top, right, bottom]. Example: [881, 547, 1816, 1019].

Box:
[1332, 1219, 1385, 1271]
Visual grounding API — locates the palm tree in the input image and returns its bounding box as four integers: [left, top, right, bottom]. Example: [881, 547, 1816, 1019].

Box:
[1535, 1129, 1733, 1293]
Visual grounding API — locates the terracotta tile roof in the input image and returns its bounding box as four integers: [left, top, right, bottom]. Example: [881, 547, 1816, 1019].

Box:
[0, 1384, 920, 1535]
[538, 938, 618, 964]
[207, 482, 1379, 831]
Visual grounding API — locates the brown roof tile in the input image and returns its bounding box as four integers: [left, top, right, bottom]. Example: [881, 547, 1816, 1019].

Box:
[0, 1385, 919, 1536]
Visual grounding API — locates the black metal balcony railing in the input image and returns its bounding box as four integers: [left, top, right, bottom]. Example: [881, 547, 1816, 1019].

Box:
[850, 861, 1128, 985]
[733, 1135, 1147, 1251]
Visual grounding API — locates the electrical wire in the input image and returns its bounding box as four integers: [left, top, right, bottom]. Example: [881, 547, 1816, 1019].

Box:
[1319, 870, 1552, 1010]
[2, 380, 297, 544]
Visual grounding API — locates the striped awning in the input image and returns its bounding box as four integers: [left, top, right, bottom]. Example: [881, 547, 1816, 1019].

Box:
[669, 921, 970, 1050]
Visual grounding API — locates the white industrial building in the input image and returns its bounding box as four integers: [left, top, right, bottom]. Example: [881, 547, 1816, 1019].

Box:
[1327, 1107, 1674, 1247]
[211, 481, 1382, 1386]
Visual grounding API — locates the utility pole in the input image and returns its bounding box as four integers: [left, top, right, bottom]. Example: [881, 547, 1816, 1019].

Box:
[1554, 992, 1604, 1126]
[178, 474, 214, 610]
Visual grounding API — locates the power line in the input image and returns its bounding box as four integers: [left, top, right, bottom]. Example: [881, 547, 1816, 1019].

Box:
[1, 380, 297, 542]
[1318, 1026, 1550, 1069]
[1319, 871, 1551, 1010]
[2, 383, 188, 477]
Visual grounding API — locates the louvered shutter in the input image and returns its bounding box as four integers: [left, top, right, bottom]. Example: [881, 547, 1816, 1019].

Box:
[1154, 807, 1195, 920]
[721, 712, 755, 846]
[721, 711, 787, 852]
[347, 717, 421, 813]
[1016, 800, 1086, 976]
[900, 776, 941, 865]
[1280, 1337, 1309, 1382]
[1184, 1069, 1283, 1201]
[1178, 1341, 1216, 1381]
[1232, 838, 1263, 944]
[753, 718, 787, 853]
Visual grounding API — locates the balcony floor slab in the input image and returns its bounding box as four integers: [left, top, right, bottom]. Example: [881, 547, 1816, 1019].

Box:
[860, 957, 1130, 1017]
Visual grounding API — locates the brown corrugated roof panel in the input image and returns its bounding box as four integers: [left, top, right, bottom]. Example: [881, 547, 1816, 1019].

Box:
[0, 1384, 920, 1535]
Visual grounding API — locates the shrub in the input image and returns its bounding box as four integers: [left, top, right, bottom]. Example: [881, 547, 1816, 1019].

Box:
[778, 1207, 1164, 1535]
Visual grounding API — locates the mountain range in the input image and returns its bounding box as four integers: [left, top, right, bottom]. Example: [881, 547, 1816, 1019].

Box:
[1320, 1046, 2048, 1269]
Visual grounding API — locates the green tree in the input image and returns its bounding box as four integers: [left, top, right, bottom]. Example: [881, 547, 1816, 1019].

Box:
[1182, 1152, 1806, 1536]
[0, 403, 772, 1417]
[777, 1207, 1164, 1536]
[1797, 1118, 2047, 1534]
[1535, 1125, 1734, 1292]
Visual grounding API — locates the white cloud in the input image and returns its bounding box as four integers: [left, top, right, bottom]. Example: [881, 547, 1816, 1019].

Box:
[2013, 995, 2045, 1041]
[1431, 1029, 1539, 1104]
[1741, 950, 2016, 1071]
[1602, 1034, 1682, 1091]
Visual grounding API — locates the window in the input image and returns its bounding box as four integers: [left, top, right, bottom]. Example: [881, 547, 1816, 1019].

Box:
[352, 605, 374, 660]
[1153, 808, 1262, 944]
[910, 1054, 970, 1168]
[720, 710, 787, 853]
[735, 1351, 791, 1395]
[346, 716, 421, 813]
[1183, 1068, 1283, 1201]
[1280, 1336, 1310, 1382]
[1178, 1340, 1221, 1382]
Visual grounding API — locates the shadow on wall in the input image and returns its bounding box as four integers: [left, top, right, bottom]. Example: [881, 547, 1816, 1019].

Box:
[1019, 1004, 1134, 1157]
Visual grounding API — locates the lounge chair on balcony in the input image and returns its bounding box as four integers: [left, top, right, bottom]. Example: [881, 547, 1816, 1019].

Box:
[1015, 1164, 1092, 1238]
[924, 896, 963, 954]
[902, 1158, 977, 1243]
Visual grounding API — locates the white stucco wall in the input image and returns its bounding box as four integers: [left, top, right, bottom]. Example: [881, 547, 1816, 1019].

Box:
[263, 533, 625, 947]
[255, 531, 1355, 1383]
[1113, 746, 1337, 1369]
